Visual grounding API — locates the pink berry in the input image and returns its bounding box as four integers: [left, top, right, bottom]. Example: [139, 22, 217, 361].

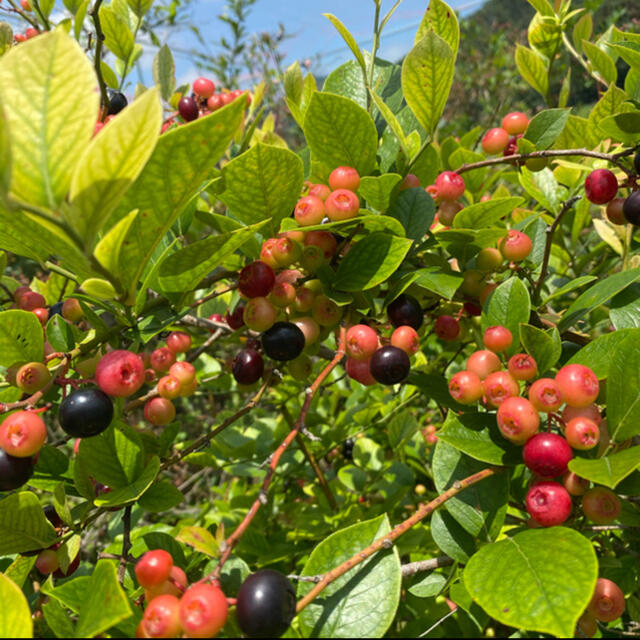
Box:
[562, 471, 590, 496]
[390, 326, 420, 356]
[555, 364, 599, 408]
[307, 183, 331, 201]
[166, 332, 191, 354]
[501, 112, 529, 135]
[399, 174, 420, 190]
[499, 230, 532, 262]
[528, 378, 563, 412]
[346, 325, 379, 361]
[151, 347, 176, 373]
[483, 371, 520, 408]
[434, 315, 460, 341]
[565, 417, 600, 450]
[345, 358, 376, 386]
[96, 350, 145, 397]
[466, 350, 502, 380]
[193, 77, 215, 99]
[0, 411, 47, 457]
[496, 396, 540, 443]
[304, 231, 337, 259]
[144, 398, 176, 426]
[561, 403, 601, 427]
[483, 325, 513, 353]
[178, 583, 228, 639]
[435, 171, 465, 201]
[294, 196, 325, 226]
[482, 128, 510, 154]
[587, 578, 625, 622]
[243, 297, 277, 332]
[157, 376, 182, 400]
[328, 166, 360, 191]
[141, 594, 182, 638]
[324, 189, 360, 221]
[582, 487, 621, 525]
[507, 353, 537, 381]
[523, 432, 572, 478]
[526, 481, 572, 527]
[448, 370, 483, 405]
[585, 169, 618, 205]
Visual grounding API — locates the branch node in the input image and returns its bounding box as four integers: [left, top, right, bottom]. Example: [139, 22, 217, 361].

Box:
[258, 490, 268, 505]
[381, 538, 393, 550]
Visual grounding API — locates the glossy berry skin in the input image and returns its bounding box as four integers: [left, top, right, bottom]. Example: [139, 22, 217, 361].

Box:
[151, 347, 176, 373]
[58, 388, 114, 438]
[292, 316, 320, 346]
[345, 357, 376, 386]
[135, 550, 174, 589]
[434, 315, 460, 341]
[96, 350, 145, 397]
[526, 481, 572, 527]
[232, 349, 264, 385]
[144, 398, 175, 425]
[169, 361, 196, 387]
[16, 362, 51, 394]
[178, 96, 199, 122]
[270, 282, 296, 307]
[193, 77, 215, 98]
[582, 487, 621, 524]
[294, 195, 325, 226]
[496, 396, 540, 443]
[481, 127, 509, 154]
[561, 403, 601, 427]
[308, 183, 331, 201]
[565, 417, 600, 450]
[0, 449, 34, 491]
[145, 566, 188, 601]
[448, 370, 483, 404]
[166, 331, 191, 354]
[236, 570, 296, 638]
[484, 326, 513, 353]
[391, 325, 420, 355]
[141, 594, 182, 638]
[36, 549, 59, 575]
[502, 111, 529, 135]
[370, 346, 410, 385]
[324, 189, 360, 221]
[555, 364, 599, 408]
[17, 290, 45, 310]
[346, 324, 379, 361]
[562, 471, 589, 496]
[499, 230, 532, 262]
[312, 294, 342, 327]
[585, 169, 618, 205]
[587, 578, 625, 622]
[466, 350, 501, 380]
[328, 166, 360, 191]
[243, 297, 277, 332]
[0, 411, 46, 457]
[606, 197, 626, 225]
[483, 371, 520, 408]
[623, 191, 640, 226]
[523, 432, 572, 479]
[508, 353, 537, 381]
[387, 294, 423, 330]
[262, 322, 305, 361]
[179, 583, 228, 638]
[435, 171, 465, 201]
[106, 90, 128, 115]
[528, 378, 563, 412]
[226, 305, 245, 330]
[157, 376, 181, 400]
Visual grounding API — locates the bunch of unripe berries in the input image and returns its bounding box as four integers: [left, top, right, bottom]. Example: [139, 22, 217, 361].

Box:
[577, 577, 627, 637]
[32, 505, 81, 579]
[11, 284, 83, 327]
[176, 76, 251, 126]
[447, 325, 621, 528]
[135, 550, 295, 638]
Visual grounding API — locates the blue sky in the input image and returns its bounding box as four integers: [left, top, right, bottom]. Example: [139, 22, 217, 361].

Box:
[147, 0, 485, 88]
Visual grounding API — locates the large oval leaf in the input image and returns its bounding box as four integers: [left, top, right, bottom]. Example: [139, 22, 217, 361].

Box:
[297, 514, 401, 638]
[0, 492, 57, 555]
[607, 331, 640, 442]
[0, 573, 32, 638]
[0, 309, 44, 367]
[569, 446, 640, 489]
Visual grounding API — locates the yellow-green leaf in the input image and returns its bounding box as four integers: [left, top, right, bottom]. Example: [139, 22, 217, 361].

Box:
[0, 573, 32, 638]
[94, 210, 139, 277]
[415, 0, 460, 58]
[515, 44, 549, 100]
[582, 40, 617, 85]
[99, 5, 134, 62]
[323, 13, 366, 75]
[176, 526, 219, 557]
[0, 29, 98, 209]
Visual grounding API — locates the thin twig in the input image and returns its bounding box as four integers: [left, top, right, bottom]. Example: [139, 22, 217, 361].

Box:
[90, 0, 110, 115]
[31, 0, 50, 30]
[118, 506, 132, 584]
[188, 329, 224, 362]
[401, 556, 454, 577]
[295, 433, 338, 512]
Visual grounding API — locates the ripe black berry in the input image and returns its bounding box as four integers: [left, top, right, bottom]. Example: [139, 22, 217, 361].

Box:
[387, 294, 423, 330]
[58, 389, 114, 438]
[342, 437, 355, 459]
[370, 346, 410, 385]
[49, 301, 63, 317]
[0, 449, 34, 491]
[106, 90, 127, 115]
[236, 570, 296, 638]
[623, 191, 640, 226]
[178, 96, 199, 122]
[44, 504, 63, 528]
[261, 322, 305, 361]
[232, 349, 264, 385]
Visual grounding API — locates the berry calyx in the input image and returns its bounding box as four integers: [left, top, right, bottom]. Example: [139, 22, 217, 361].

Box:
[555, 364, 599, 408]
[58, 388, 114, 437]
[496, 396, 540, 443]
[435, 171, 465, 201]
[261, 322, 305, 361]
[232, 349, 264, 385]
[96, 350, 145, 397]
[294, 196, 325, 226]
[507, 353, 537, 381]
[370, 346, 410, 385]
[582, 487, 621, 524]
[0, 411, 46, 457]
[587, 578, 625, 622]
[565, 417, 600, 450]
[526, 481, 572, 527]
[483, 371, 520, 408]
[522, 432, 572, 478]
[528, 378, 563, 413]
[179, 583, 228, 638]
[585, 169, 618, 205]
[387, 294, 423, 330]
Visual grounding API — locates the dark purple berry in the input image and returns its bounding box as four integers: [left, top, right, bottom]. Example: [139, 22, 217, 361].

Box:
[623, 191, 640, 226]
[226, 305, 246, 330]
[44, 505, 63, 528]
[58, 389, 114, 438]
[261, 322, 305, 361]
[0, 449, 34, 491]
[232, 349, 264, 385]
[238, 261, 276, 298]
[49, 301, 63, 317]
[178, 96, 199, 122]
[387, 294, 423, 330]
[370, 345, 410, 385]
[106, 90, 127, 115]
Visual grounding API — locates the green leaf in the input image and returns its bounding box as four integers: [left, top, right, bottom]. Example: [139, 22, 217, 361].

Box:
[323, 14, 366, 75]
[518, 166, 562, 213]
[610, 42, 640, 73]
[80, 278, 117, 300]
[0, 23, 12, 57]
[75, 560, 133, 638]
[298, 515, 401, 638]
[481, 277, 531, 356]
[402, 31, 454, 135]
[0, 309, 44, 367]
[610, 283, 640, 329]
[41, 575, 90, 612]
[0, 30, 98, 209]
[353, 437, 385, 472]
[387, 411, 419, 449]
[607, 332, 640, 442]
[515, 44, 549, 100]
[0, 492, 57, 554]
[589, 84, 629, 135]
[437, 411, 521, 466]
[333, 232, 412, 292]
[126, 0, 153, 19]
[112, 97, 246, 297]
[138, 480, 183, 512]
[409, 573, 447, 598]
[220, 143, 302, 235]
[157, 221, 268, 294]
[4, 555, 36, 589]
[568, 447, 640, 489]
[152, 44, 175, 102]
[558, 268, 640, 332]
[436, 228, 506, 264]
[358, 174, 402, 212]
[433, 440, 508, 539]
[524, 108, 570, 149]
[567, 328, 640, 379]
[176, 526, 219, 557]
[369, 90, 410, 155]
[94, 210, 139, 281]
[415, 0, 460, 57]
[99, 5, 134, 61]
[304, 92, 378, 178]
[541, 275, 597, 305]
[582, 40, 617, 85]
[414, 265, 463, 300]
[598, 111, 640, 145]
[528, 13, 562, 60]
[77, 422, 142, 489]
[0, 573, 32, 638]
[526, 0, 555, 16]
[519, 324, 561, 374]
[43, 598, 76, 638]
[448, 147, 486, 193]
[387, 187, 435, 240]
[0, 96, 10, 196]
[464, 528, 597, 638]
[572, 13, 592, 54]
[453, 197, 524, 230]
[431, 508, 476, 563]
[69, 89, 162, 246]
[284, 61, 303, 105]
[93, 456, 160, 507]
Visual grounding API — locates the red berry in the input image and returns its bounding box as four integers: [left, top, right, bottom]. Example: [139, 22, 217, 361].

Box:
[502, 112, 529, 135]
[448, 370, 483, 404]
[499, 230, 532, 262]
[565, 417, 600, 450]
[13, 286, 31, 303]
[157, 376, 182, 400]
[151, 347, 176, 373]
[434, 315, 460, 341]
[62, 297, 83, 322]
[178, 583, 228, 638]
[178, 96, 199, 122]
[437, 200, 463, 226]
[225, 305, 245, 330]
[238, 261, 276, 299]
[346, 324, 379, 361]
[555, 364, 599, 408]
[32, 307, 49, 325]
[523, 432, 572, 478]
[0, 411, 47, 457]
[166, 332, 191, 354]
[562, 471, 589, 496]
[391, 325, 420, 356]
[270, 282, 296, 307]
[582, 487, 621, 524]
[145, 566, 188, 601]
[528, 378, 563, 412]
[328, 166, 360, 191]
[144, 398, 175, 425]
[483, 325, 513, 353]
[135, 550, 174, 589]
[399, 174, 420, 190]
[587, 578, 625, 622]
[345, 357, 376, 386]
[585, 169, 618, 205]
[435, 171, 465, 201]
[483, 371, 519, 408]
[606, 197, 626, 225]
[324, 189, 360, 221]
[169, 361, 196, 387]
[526, 481, 572, 527]
[467, 349, 502, 380]
[193, 77, 215, 99]
[304, 230, 337, 259]
[18, 290, 46, 311]
[307, 183, 331, 201]
[141, 594, 182, 638]
[36, 549, 59, 574]
[508, 353, 537, 381]
[482, 127, 509, 154]
[96, 350, 145, 398]
[294, 196, 325, 226]
[207, 94, 224, 111]
[496, 396, 539, 443]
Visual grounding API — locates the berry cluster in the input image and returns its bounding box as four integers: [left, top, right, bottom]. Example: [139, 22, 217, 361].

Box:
[135, 551, 295, 638]
[584, 163, 640, 227]
[481, 112, 533, 162]
[447, 326, 620, 527]
[33, 506, 81, 578]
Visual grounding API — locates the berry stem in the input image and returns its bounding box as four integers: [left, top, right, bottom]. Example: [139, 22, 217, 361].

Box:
[31, 0, 50, 30]
[3, 0, 40, 28]
[210, 327, 347, 578]
[90, 0, 110, 116]
[295, 467, 500, 614]
[118, 505, 132, 585]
